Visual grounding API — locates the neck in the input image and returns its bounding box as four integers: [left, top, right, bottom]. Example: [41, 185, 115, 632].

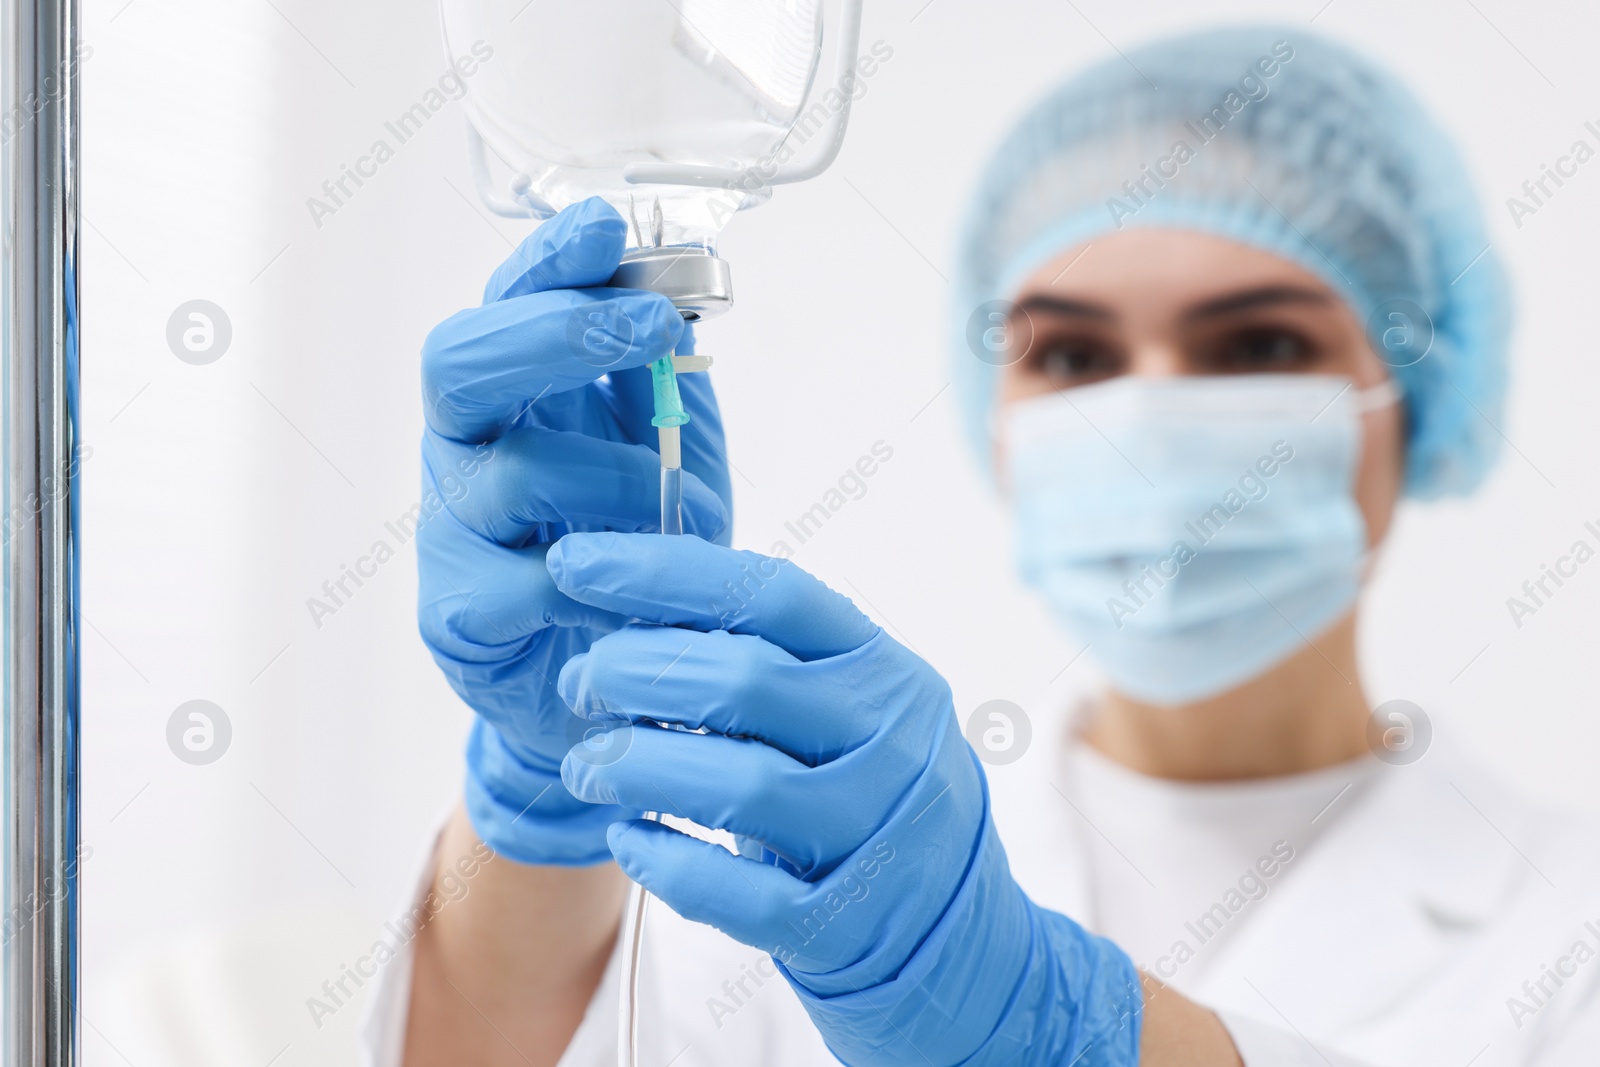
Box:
[1082, 611, 1372, 781]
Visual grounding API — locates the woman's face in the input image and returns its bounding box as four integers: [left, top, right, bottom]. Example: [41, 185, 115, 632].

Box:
[996, 228, 1406, 550]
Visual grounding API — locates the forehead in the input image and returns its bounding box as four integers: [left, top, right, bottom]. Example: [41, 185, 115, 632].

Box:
[1010, 227, 1342, 312]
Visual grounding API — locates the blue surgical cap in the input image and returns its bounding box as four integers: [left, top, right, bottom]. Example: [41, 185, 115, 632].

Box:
[953, 25, 1510, 499]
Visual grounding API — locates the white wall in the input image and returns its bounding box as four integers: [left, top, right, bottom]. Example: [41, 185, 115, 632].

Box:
[79, 0, 1600, 1063]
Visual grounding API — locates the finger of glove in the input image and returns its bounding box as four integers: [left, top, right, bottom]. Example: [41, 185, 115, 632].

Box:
[557, 627, 871, 762]
[524, 313, 694, 447]
[417, 511, 626, 653]
[567, 727, 868, 873]
[482, 197, 627, 303]
[424, 428, 728, 546]
[423, 287, 682, 444]
[605, 818, 804, 954]
[547, 533, 877, 661]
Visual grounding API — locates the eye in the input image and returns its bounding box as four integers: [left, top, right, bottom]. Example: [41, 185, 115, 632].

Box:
[1031, 336, 1121, 385]
[1209, 328, 1315, 371]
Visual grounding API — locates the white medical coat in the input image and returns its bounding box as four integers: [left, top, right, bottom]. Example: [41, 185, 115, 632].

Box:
[358, 728, 1600, 1066]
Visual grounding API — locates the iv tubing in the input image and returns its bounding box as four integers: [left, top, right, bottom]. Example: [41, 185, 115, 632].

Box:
[620, 357, 687, 1067]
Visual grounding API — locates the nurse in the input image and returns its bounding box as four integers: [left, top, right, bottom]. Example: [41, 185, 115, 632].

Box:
[380, 25, 1600, 1067]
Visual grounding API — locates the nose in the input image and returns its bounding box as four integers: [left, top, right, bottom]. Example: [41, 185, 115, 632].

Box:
[1123, 337, 1188, 379]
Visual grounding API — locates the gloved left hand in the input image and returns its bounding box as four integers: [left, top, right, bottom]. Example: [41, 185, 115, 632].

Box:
[415, 199, 731, 867]
[549, 532, 1143, 1066]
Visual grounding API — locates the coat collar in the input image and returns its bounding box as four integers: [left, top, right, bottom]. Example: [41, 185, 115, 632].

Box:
[1180, 734, 1531, 1033]
[993, 710, 1533, 1034]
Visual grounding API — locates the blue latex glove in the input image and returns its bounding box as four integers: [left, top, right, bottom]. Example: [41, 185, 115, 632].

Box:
[416, 199, 732, 866]
[551, 533, 1143, 1065]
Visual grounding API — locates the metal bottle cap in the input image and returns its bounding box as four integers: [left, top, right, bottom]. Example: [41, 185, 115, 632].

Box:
[609, 246, 734, 322]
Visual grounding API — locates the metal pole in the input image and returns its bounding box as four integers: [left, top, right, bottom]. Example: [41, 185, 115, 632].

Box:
[2, 0, 80, 1060]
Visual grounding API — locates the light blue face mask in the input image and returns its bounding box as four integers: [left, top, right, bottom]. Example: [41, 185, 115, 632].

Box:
[1006, 374, 1398, 706]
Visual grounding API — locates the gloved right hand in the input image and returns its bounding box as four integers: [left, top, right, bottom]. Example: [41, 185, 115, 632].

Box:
[416, 198, 732, 865]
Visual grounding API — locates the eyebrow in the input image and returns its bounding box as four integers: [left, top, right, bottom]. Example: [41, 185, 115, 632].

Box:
[1182, 285, 1332, 321]
[1012, 284, 1332, 326]
[1012, 294, 1115, 322]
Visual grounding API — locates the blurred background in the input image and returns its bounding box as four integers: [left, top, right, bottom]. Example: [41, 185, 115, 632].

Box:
[79, 0, 1600, 1062]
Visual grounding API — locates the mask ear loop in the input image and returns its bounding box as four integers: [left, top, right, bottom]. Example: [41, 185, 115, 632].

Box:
[1353, 376, 1403, 582]
[1356, 378, 1402, 413]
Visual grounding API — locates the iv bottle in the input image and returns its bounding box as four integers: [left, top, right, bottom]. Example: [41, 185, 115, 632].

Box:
[441, 0, 864, 319]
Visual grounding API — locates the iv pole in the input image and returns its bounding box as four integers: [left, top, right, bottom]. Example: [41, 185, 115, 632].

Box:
[3, 0, 82, 1061]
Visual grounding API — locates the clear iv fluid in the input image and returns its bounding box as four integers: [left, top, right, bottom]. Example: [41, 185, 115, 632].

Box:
[659, 466, 684, 536]
[441, 0, 824, 248]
